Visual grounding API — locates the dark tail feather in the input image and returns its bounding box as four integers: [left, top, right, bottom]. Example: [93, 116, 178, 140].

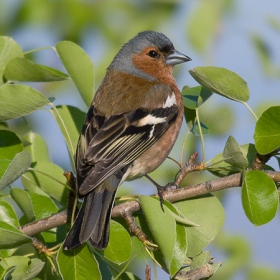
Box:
[64, 176, 119, 250]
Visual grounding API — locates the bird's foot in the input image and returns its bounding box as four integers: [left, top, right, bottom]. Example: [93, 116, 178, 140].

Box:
[145, 174, 178, 211]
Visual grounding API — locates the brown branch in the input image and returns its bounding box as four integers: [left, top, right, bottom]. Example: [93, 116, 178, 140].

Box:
[175, 152, 200, 186]
[252, 152, 276, 170]
[20, 210, 68, 236]
[19, 170, 280, 237]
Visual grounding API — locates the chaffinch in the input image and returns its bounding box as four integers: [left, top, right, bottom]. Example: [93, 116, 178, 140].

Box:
[64, 30, 191, 250]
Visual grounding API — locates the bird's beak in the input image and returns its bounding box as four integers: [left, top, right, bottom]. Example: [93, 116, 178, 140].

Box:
[165, 50, 191, 66]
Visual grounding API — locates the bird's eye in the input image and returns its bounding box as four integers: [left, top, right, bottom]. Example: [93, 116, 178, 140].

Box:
[148, 50, 158, 58]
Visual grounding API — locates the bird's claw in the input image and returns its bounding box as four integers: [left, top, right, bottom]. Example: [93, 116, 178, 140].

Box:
[164, 182, 178, 191]
[143, 240, 158, 250]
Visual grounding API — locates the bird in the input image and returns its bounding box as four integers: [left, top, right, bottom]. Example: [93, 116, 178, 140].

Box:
[64, 30, 191, 250]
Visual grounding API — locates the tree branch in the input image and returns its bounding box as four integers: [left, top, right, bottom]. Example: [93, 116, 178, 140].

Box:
[19, 170, 280, 237]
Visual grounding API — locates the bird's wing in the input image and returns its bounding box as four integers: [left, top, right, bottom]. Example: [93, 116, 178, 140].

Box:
[76, 88, 179, 196]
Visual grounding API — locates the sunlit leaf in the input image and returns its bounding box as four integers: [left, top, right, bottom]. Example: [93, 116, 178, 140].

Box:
[0, 84, 50, 121]
[139, 196, 186, 276]
[10, 188, 35, 222]
[103, 220, 131, 265]
[242, 170, 278, 226]
[189, 66, 249, 102]
[0, 199, 19, 228]
[50, 105, 85, 162]
[175, 195, 225, 257]
[23, 132, 51, 163]
[0, 36, 23, 85]
[22, 161, 68, 205]
[254, 106, 280, 154]
[56, 41, 94, 106]
[28, 192, 58, 220]
[4, 57, 69, 82]
[0, 256, 44, 279]
[0, 221, 31, 249]
[57, 244, 101, 280]
[0, 150, 31, 191]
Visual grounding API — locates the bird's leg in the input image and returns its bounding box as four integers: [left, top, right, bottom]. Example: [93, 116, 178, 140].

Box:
[144, 174, 167, 211]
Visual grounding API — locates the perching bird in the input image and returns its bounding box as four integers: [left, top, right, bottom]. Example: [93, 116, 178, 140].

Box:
[64, 30, 191, 250]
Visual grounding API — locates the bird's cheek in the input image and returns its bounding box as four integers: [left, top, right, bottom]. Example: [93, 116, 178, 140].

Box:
[131, 54, 156, 75]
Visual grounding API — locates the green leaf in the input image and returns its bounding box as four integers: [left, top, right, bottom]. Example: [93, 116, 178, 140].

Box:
[182, 86, 212, 109]
[0, 265, 5, 279]
[163, 201, 188, 276]
[175, 195, 225, 257]
[165, 201, 198, 227]
[10, 188, 35, 222]
[191, 121, 209, 136]
[254, 106, 280, 154]
[0, 256, 44, 280]
[0, 84, 50, 121]
[57, 244, 101, 280]
[0, 221, 31, 249]
[56, 41, 94, 106]
[0, 130, 23, 180]
[35, 258, 61, 280]
[223, 136, 248, 169]
[0, 198, 19, 228]
[4, 57, 69, 82]
[0, 150, 31, 191]
[0, 36, 24, 85]
[242, 170, 278, 226]
[0, 130, 23, 160]
[139, 196, 185, 276]
[103, 220, 131, 264]
[189, 66, 249, 102]
[3, 266, 16, 279]
[28, 192, 58, 220]
[191, 251, 212, 269]
[26, 192, 58, 243]
[22, 161, 68, 205]
[23, 132, 51, 163]
[208, 143, 257, 177]
[50, 105, 85, 161]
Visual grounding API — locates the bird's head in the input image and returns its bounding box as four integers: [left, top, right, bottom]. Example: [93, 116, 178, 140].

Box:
[109, 30, 191, 84]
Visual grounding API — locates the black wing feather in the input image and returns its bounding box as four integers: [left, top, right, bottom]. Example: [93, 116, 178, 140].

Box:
[77, 104, 178, 196]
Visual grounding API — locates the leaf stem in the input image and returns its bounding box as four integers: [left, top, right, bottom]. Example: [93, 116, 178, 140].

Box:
[196, 108, 205, 163]
[180, 130, 190, 166]
[24, 46, 55, 56]
[243, 102, 258, 121]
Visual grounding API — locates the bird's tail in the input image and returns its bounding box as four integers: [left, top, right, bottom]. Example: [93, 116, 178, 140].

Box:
[64, 176, 119, 250]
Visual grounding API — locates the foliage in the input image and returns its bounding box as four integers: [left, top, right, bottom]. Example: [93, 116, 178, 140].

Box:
[0, 33, 280, 279]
